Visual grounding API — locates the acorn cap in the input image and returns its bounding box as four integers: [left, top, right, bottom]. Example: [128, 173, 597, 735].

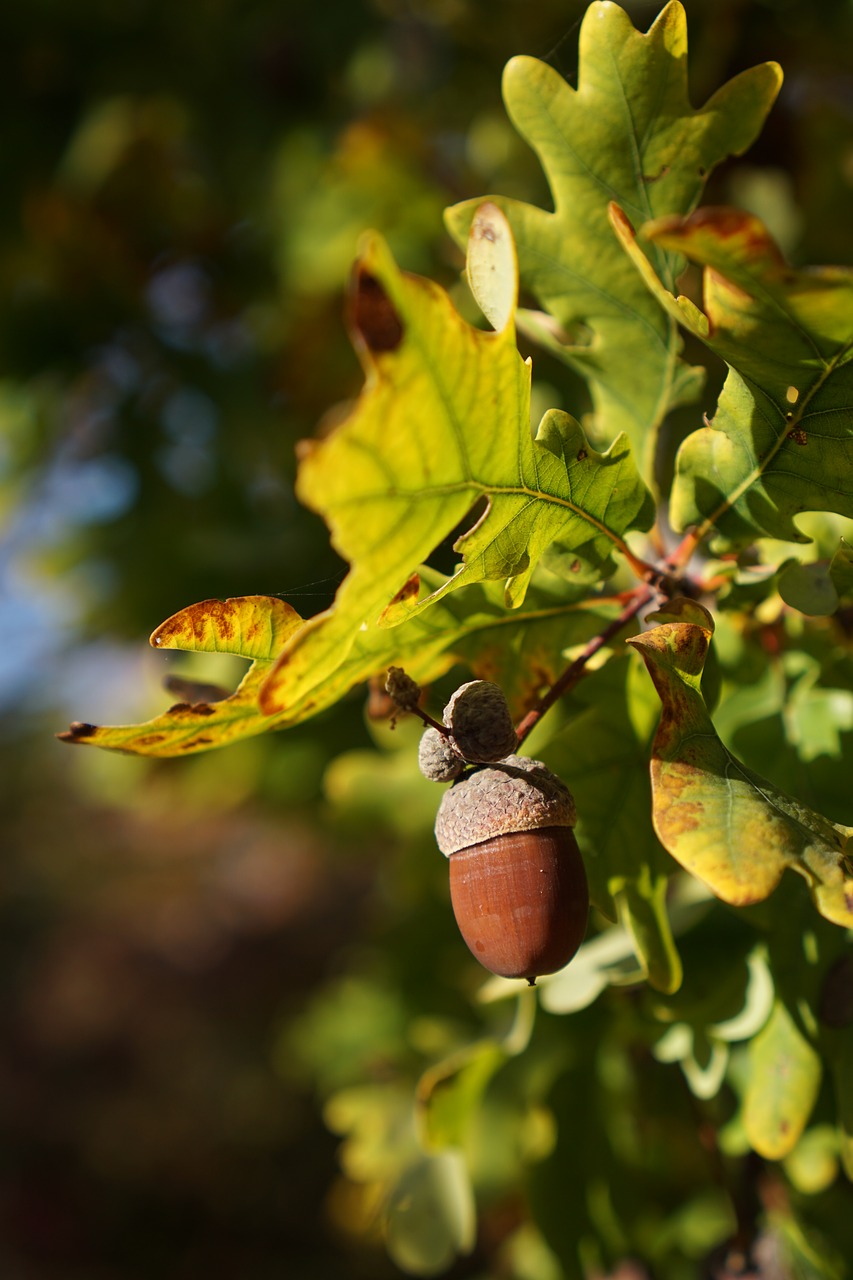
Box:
[435, 755, 577, 857]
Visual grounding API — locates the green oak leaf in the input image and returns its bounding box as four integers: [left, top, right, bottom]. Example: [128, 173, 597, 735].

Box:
[57, 576, 618, 756]
[260, 226, 653, 713]
[445, 0, 780, 476]
[628, 604, 853, 929]
[614, 205, 853, 549]
[778, 558, 840, 617]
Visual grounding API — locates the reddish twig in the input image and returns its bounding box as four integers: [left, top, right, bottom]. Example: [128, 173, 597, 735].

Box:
[514, 583, 660, 746]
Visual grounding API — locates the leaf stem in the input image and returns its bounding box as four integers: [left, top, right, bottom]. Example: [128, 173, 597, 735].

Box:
[514, 583, 659, 746]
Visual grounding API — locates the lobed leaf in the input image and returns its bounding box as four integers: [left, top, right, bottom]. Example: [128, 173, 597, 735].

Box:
[57, 596, 304, 758]
[260, 229, 653, 713]
[628, 605, 853, 929]
[445, 1, 781, 476]
[614, 205, 853, 549]
[58, 577, 618, 756]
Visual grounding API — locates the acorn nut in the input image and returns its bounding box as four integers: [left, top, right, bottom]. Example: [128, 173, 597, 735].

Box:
[443, 680, 518, 763]
[435, 755, 588, 983]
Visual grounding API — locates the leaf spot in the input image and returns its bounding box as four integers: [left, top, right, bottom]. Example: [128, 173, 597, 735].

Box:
[388, 574, 420, 608]
[351, 270, 404, 353]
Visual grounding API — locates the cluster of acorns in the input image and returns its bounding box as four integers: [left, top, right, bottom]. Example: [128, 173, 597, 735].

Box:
[395, 673, 589, 986]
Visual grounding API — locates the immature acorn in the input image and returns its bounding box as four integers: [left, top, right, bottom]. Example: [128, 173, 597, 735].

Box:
[422, 681, 589, 984]
[443, 680, 519, 763]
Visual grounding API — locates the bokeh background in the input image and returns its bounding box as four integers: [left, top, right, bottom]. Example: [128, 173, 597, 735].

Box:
[3, 1, 853, 1276]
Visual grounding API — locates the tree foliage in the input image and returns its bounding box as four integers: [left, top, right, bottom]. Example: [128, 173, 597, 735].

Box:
[49, 2, 853, 1276]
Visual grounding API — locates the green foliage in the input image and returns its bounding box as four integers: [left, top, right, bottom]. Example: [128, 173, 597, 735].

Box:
[615, 207, 853, 546]
[55, 2, 853, 1278]
[445, 0, 781, 477]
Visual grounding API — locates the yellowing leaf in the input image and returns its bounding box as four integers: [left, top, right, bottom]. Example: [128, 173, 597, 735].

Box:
[57, 596, 304, 757]
[614, 206, 853, 548]
[260, 231, 653, 713]
[58, 577, 617, 757]
[628, 606, 853, 929]
[150, 594, 303, 660]
[446, 1, 781, 475]
[466, 202, 517, 334]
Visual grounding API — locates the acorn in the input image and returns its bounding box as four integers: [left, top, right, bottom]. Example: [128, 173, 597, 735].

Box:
[434, 754, 589, 984]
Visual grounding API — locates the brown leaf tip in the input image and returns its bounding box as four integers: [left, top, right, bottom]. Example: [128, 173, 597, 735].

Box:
[351, 269, 404, 353]
[388, 573, 420, 607]
[57, 721, 98, 743]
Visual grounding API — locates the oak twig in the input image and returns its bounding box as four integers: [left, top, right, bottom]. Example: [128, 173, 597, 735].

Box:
[514, 583, 660, 746]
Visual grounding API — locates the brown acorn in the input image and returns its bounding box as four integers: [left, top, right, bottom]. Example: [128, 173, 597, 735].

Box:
[435, 755, 588, 984]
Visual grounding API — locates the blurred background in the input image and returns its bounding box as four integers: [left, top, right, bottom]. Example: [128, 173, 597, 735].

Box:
[3, 0, 853, 1276]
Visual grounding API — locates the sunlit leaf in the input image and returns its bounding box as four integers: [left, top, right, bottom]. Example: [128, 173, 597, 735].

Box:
[59, 574, 625, 756]
[625, 604, 850, 926]
[614, 206, 853, 549]
[150, 595, 302, 660]
[57, 596, 304, 757]
[466, 201, 517, 333]
[316, 570, 623, 725]
[628, 606, 853, 928]
[260, 229, 653, 711]
[446, 0, 780, 475]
